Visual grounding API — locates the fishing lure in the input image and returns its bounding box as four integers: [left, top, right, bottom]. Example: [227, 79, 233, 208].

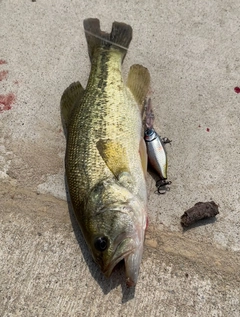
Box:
[144, 98, 171, 193]
[144, 127, 168, 180]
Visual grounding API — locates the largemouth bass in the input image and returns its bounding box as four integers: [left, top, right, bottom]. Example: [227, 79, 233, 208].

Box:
[61, 18, 150, 287]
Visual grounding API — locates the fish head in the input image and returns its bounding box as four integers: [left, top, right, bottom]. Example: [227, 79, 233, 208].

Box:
[83, 179, 147, 287]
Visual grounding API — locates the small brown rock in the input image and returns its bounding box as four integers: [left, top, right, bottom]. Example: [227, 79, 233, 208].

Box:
[181, 201, 219, 227]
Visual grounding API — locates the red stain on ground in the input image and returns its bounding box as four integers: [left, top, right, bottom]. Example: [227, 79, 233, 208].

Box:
[0, 60, 7, 65]
[206, 128, 210, 132]
[0, 93, 15, 113]
[0, 70, 8, 81]
[234, 87, 240, 94]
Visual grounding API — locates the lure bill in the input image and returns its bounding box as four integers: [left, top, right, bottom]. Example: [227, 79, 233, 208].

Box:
[181, 201, 219, 227]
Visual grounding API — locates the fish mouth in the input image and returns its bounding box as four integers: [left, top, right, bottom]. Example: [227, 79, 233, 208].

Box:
[102, 235, 144, 287]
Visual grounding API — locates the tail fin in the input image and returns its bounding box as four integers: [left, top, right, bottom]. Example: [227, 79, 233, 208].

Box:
[83, 18, 132, 62]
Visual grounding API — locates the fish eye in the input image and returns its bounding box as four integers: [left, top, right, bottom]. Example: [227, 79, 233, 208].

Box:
[94, 236, 109, 252]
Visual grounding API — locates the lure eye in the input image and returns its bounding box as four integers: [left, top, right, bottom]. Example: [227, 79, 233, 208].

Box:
[94, 236, 109, 252]
[145, 128, 152, 136]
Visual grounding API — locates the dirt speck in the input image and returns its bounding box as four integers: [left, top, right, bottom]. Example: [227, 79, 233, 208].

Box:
[145, 239, 158, 248]
[0, 70, 8, 81]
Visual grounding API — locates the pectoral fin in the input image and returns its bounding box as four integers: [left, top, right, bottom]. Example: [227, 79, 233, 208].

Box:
[127, 64, 150, 114]
[139, 137, 148, 178]
[96, 139, 130, 177]
[60, 81, 85, 132]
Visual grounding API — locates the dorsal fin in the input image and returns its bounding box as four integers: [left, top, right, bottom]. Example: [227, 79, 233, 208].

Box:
[60, 81, 84, 133]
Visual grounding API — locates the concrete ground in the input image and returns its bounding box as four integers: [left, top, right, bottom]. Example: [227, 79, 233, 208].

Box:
[1, 0, 240, 316]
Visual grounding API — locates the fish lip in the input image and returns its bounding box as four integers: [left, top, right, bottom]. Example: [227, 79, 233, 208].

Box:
[102, 246, 143, 288]
[102, 235, 143, 287]
[101, 230, 134, 276]
[123, 245, 143, 287]
[102, 246, 134, 278]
